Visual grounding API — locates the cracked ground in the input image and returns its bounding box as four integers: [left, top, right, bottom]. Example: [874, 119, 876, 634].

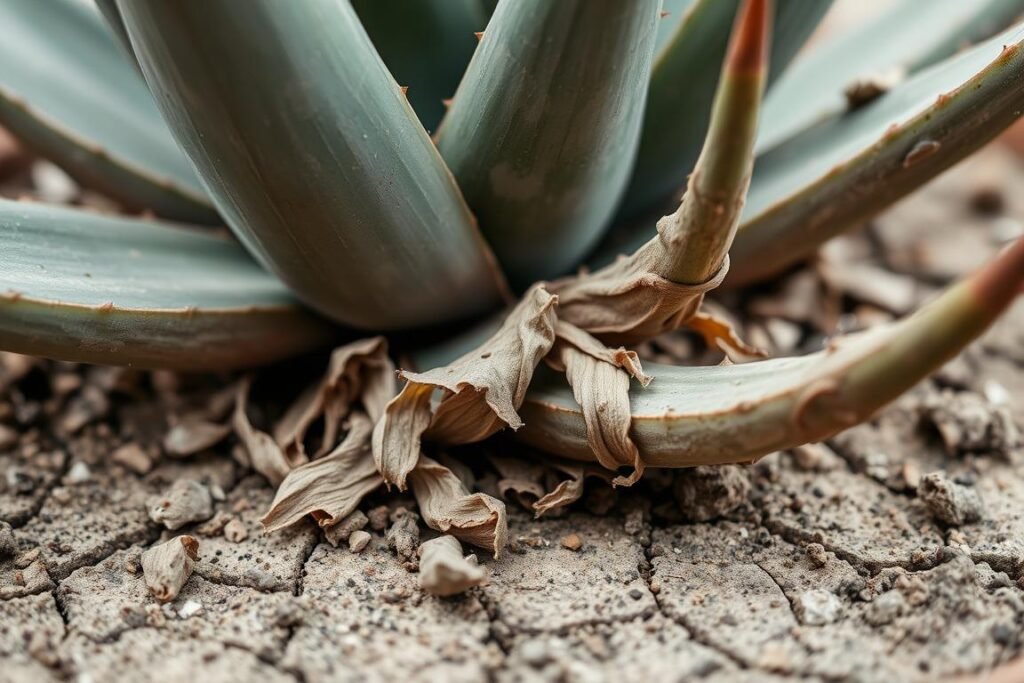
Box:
[2, 142, 1024, 682]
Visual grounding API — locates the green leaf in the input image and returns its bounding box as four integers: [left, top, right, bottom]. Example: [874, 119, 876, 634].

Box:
[352, 0, 488, 133]
[729, 22, 1024, 287]
[759, 0, 1024, 152]
[654, 0, 698, 55]
[436, 0, 661, 286]
[622, 0, 834, 216]
[513, 238, 1024, 468]
[0, 200, 333, 370]
[93, 0, 138, 69]
[118, 0, 507, 330]
[0, 0, 216, 223]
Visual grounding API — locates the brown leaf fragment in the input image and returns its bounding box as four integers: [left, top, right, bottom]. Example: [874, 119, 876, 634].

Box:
[148, 479, 214, 530]
[409, 456, 508, 557]
[549, 244, 728, 346]
[233, 377, 294, 486]
[261, 413, 381, 533]
[274, 337, 394, 462]
[374, 286, 557, 489]
[162, 417, 231, 457]
[533, 460, 613, 517]
[546, 323, 648, 487]
[418, 535, 486, 597]
[686, 310, 767, 360]
[141, 535, 198, 603]
[487, 453, 547, 510]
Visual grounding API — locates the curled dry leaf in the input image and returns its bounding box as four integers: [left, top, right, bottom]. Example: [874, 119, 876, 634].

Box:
[141, 535, 199, 603]
[373, 286, 557, 489]
[549, 243, 730, 346]
[534, 459, 614, 517]
[233, 377, 294, 486]
[409, 456, 508, 557]
[487, 453, 548, 509]
[148, 479, 214, 530]
[418, 535, 487, 597]
[162, 417, 231, 457]
[273, 337, 394, 462]
[546, 321, 650, 487]
[261, 413, 382, 533]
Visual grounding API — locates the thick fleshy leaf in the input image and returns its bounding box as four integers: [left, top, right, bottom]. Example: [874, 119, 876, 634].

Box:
[622, 0, 833, 215]
[513, 238, 1024, 471]
[436, 0, 661, 286]
[654, 0, 698, 55]
[118, 0, 506, 330]
[352, 0, 488, 132]
[0, 200, 332, 370]
[0, 0, 215, 223]
[758, 0, 1024, 153]
[729, 23, 1024, 286]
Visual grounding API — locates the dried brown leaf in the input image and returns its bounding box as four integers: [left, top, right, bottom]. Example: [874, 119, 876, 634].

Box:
[549, 243, 729, 345]
[374, 286, 557, 489]
[409, 456, 508, 557]
[533, 460, 613, 517]
[162, 418, 231, 457]
[261, 413, 381, 533]
[232, 377, 295, 486]
[141, 535, 198, 603]
[274, 337, 394, 461]
[687, 310, 767, 360]
[418, 535, 487, 597]
[487, 453, 547, 509]
[546, 322, 649, 487]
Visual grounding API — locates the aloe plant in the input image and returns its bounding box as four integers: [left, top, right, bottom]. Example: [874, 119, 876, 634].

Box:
[1, 0, 1023, 550]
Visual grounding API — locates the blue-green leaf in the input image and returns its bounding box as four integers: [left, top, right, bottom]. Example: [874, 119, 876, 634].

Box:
[118, 0, 507, 330]
[0, 0, 216, 223]
[0, 200, 332, 370]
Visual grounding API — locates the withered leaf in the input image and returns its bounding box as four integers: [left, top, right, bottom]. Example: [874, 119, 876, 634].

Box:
[162, 417, 231, 458]
[546, 322, 649, 487]
[418, 535, 487, 597]
[549, 242, 729, 345]
[373, 286, 557, 489]
[233, 377, 295, 486]
[141, 535, 198, 603]
[534, 460, 613, 517]
[261, 413, 381, 533]
[488, 453, 547, 510]
[274, 337, 394, 462]
[409, 456, 508, 557]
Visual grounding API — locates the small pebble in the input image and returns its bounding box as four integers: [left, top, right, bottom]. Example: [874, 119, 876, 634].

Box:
[367, 505, 390, 532]
[560, 534, 583, 551]
[794, 589, 843, 626]
[349, 530, 371, 553]
[177, 599, 203, 619]
[223, 518, 248, 543]
[111, 443, 153, 475]
[65, 461, 92, 484]
[918, 472, 985, 526]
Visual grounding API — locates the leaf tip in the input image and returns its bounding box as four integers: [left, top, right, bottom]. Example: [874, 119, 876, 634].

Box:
[726, 0, 771, 76]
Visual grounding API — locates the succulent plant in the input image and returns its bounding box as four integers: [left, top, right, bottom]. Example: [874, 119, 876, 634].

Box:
[2, 0, 1023, 551]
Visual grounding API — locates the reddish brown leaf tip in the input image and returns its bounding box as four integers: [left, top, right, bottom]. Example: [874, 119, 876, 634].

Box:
[726, 0, 771, 76]
[970, 237, 1024, 315]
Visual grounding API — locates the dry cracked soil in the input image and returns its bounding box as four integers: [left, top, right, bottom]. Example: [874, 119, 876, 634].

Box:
[2, 132, 1024, 683]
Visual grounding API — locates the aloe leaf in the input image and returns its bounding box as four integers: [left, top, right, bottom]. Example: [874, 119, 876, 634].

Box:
[758, 0, 1024, 153]
[93, 0, 138, 69]
[0, 200, 333, 370]
[352, 0, 488, 132]
[0, 0, 216, 223]
[513, 238, 1024, 468]
[654, 0, 698, 55]
[435, 0, 661, 287]
[728, 22, 1024, 287]
[118, 0, 507, 330]
[622, 0, 834, 216]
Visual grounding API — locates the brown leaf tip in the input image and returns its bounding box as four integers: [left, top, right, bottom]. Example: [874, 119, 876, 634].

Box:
[727, 0, 771, 76]
[970, 237, 1024, 315]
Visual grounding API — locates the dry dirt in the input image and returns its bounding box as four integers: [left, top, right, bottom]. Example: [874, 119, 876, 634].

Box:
[2, 146, 1024, 682]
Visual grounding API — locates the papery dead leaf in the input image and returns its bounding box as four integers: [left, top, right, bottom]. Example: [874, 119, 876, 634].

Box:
[374, 286, 556, 489]
[687, 310, 768, 360]
[274, 337, 394, 462]
[141, 535, 198, 603]
[549, 244, 729, 346]
[546, 322, 649, 487]
[534, 460, 614, 517]
[163, 417, 231, 457]
[409, 456, 508, 557]
[233, 377, 295, 486]
[261, 412, 381, 533]
[418, 535, 487, 597]
[487, 453, 547, 510]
